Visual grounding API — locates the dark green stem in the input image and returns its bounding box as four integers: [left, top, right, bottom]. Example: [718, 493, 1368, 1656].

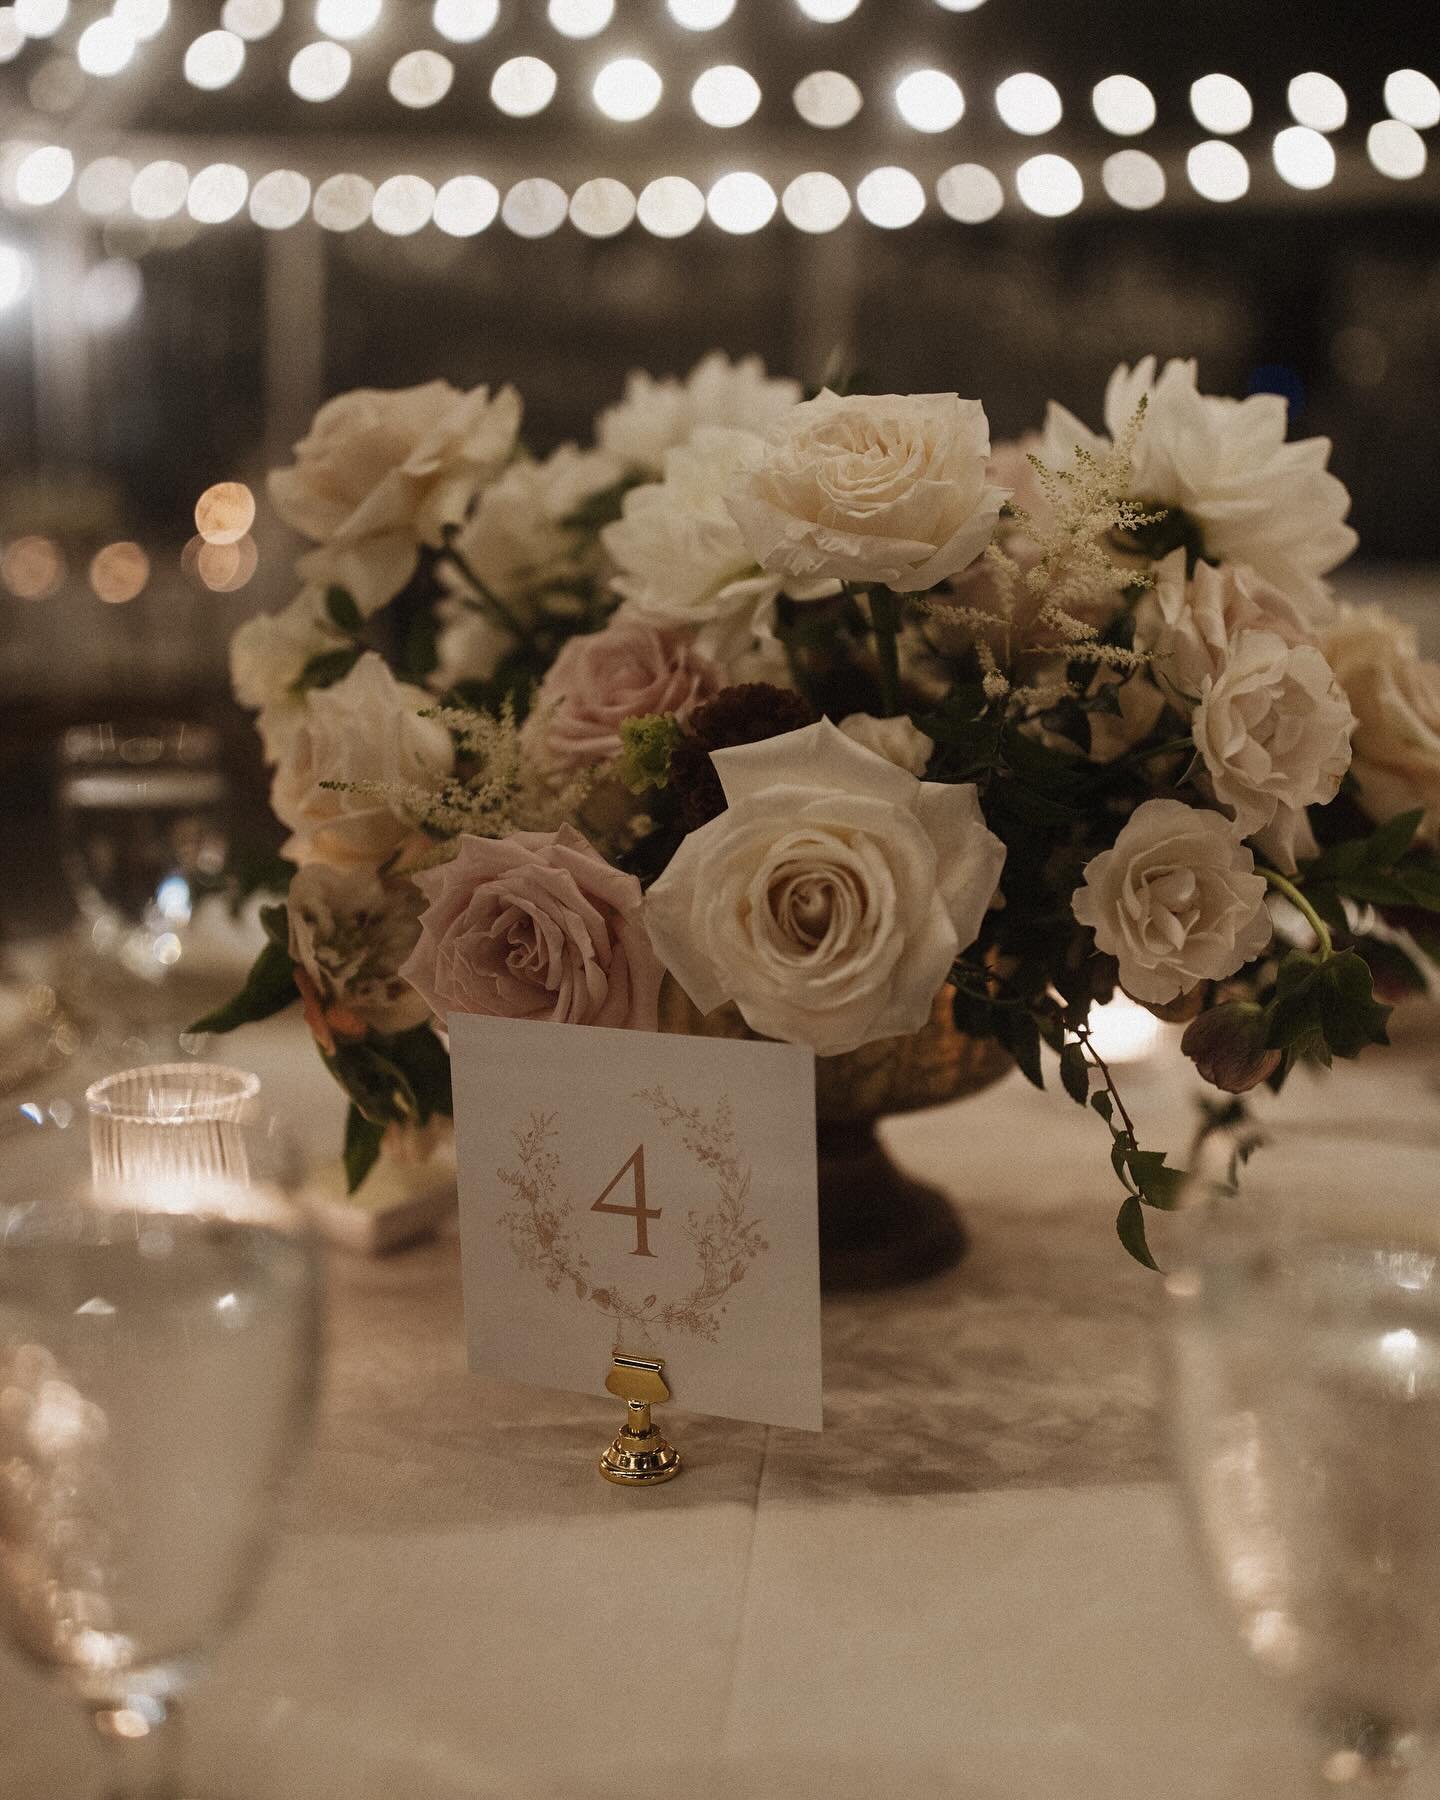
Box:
[436, 537, 527, 641]
[867, 587, 904, 716]
[1259, 867, 1334, 960]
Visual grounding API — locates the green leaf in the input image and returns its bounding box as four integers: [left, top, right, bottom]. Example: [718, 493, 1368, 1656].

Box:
[995, 1006, 1044, 1091]
[1116, 1195, 1160, 1272]
[1366, 808, 1425, 868]
[1059, 1041, 1090, 1105]
[382, 1024, 453, 1121]
[292, 646, 361, 694]
[343, 1104, 386, 1194]
[1315, 949, 1391, 1058]
[1090, 1090, 1114, 1126]
[188, 941, 297, 1035]
[1121, 1148, 1188, 1210]
[325, 585, 363, 635]
[328, 1043, 417, 1126]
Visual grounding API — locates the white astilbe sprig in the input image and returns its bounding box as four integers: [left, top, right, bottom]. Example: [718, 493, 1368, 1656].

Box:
[320, 700, 590, 853]
[925, 401, 1163, 703]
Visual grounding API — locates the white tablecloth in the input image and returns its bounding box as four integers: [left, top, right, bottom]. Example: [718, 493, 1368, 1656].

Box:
[4, 1009, 1440, 1798]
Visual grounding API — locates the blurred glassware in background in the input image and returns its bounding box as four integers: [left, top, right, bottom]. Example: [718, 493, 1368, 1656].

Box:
[56, 719, 228, 979]
[0, 1063, 321, 1800]
[53, 719, 229, 1046]
[1164, 1138, 1440, 1790]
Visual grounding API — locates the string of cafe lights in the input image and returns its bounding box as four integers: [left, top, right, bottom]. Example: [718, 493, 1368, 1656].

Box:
[0, 0, 1434, 276]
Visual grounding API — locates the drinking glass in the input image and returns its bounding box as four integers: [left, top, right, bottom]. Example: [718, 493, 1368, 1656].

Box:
[0, 1063, 322, 1799]
[55, 721, 229, 998]
[1164, 1137, 1440, 1788]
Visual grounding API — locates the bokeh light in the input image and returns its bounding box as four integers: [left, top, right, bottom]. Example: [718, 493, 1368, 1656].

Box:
[2, 536, 64, 599]
[1102, 149, 1165, 210]
[668, 0, 734, 25]
[195, 535, 258, 593]
[1015, 153, 1083, 216]
[14, 0, 68, 38]
[1384, 69, 1440, 131]
[28, 55, 85, 113]
[636, 175, 705, 236]
[1092, 74, 1154, 136]
[491, 56, 556, 117]
[433, 174, 499, 235]
[995, 73, 1062, 135]
[222, 0, 283, 35]
[89, 542, 149, 604]
[14, 145, 73, 207]
[77, 157, 133, 216]
[936, 162, 1003, 223]
[195, 482, 255, 546]
[113, 0, 170, 39]
[706, 171, 777, 233]
[895, 69, 964, 132]
[856, 164, 925, 227]
[433, 0, 498, 40]
[76, 18, 136, 78]
[548, 0, 612, 37]
[289, 40, 351, 101]
[793, 69, 861, 127]
[372, 174, 436, 235]
[1187, 139, 1250, 202]
[79, 257, 143, 329]
[389, 50, 454, 108]
[795, 0, 861, 18]
[315, 0, 381, 38]
[691, 64, 761, 127]
[187, 163, 249, 224]
[570, 177, 635, 237]
[1190, 73, 1251, 134]
[184, 30, 245, 90]
[593, 57, 662, 121]
[0, 244, 33, 311]
[249, 169, 311, 228]
[0, 13, 24, 61]
[131, 160, 190, 221]
[1368, 119, 1427, 181]
[781, 170, 851, 232]
[1287, 72, 1346, 132]
[312, 172, 375, 231]
[502, 178, 568, 237]
[1273, 125, 1336, 190]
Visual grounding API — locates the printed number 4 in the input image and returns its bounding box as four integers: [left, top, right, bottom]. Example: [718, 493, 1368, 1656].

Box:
[590, 1145, 661, 1259]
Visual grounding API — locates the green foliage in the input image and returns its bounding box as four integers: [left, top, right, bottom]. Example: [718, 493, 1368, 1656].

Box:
[560, 471, 647, 535]
[1264, 948, 1391, 1067]
[188, 940, 298, 1035]
[221, 847, 295, 919]
[1059, 1041, 1090, 1105]
[324, 1025, 452, 1143]
[618, 713, 682, 794]
[1115, 1195, 1159, 1272]
[1301, 810, 1440, 917]
[324, 586, 364, 635]
[292, 645, 362, 694]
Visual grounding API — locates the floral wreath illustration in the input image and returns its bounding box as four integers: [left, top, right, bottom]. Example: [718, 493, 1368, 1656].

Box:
[496, 1087, 769, 1345]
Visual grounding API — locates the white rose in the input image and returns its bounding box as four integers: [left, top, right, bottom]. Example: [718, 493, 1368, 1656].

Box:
[603, 426, 791, 667]
[271, 652, 454, 868]
[229, 588, 347, 763]
[726, 389, 1008, 594]
[644, 718, 1006, 1056]
[1322, 604, 1440, 842]
[597, 351, 801, 474]
[837, 712, 934, 777]
[1192, 630, 1353, 855]
[442, 442, 624, 611]
[1136, 551, 1316, 703]
[1072, 799, 1272, 1005]
[430, 597, 517, 693]
[1042, 359, 1356, 613]
[286, 863, 429, 1035]
[268, 381, 523, 616]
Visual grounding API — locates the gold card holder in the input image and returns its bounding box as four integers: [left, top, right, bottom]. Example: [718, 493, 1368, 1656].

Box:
[598, 1354, 681, 1486]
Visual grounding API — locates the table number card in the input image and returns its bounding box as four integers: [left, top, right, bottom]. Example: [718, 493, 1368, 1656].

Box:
[451, 1013, 822, 1432]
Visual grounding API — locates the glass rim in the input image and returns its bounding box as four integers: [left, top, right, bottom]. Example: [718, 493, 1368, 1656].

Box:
[84, 1062, 261, 1124]
[58, 718, 222, 767]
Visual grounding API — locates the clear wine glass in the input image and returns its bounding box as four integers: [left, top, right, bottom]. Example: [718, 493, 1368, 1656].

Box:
[0, 1063, 322, 1799]
[1163, 1136, 1440, 1789]
[54, 722, 229, 1036]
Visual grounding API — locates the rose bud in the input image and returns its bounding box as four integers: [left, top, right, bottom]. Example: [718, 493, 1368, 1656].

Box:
[1181, 1001, 1282, 1094]
[1137, 982, 1210, 1025]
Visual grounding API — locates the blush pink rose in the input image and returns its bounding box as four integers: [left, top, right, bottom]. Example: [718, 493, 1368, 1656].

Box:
[400, 824, 663, 1029]
[525, 618, 722, 773]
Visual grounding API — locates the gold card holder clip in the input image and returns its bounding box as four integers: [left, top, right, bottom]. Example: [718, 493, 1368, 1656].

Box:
[599, 1354, 682, 1487]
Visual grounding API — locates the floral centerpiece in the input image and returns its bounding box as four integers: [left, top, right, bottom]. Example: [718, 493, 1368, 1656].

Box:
[206, 352, 1440, 1270]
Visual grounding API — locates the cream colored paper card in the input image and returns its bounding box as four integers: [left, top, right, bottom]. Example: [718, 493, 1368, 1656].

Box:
[451, 1013, 821, 1431]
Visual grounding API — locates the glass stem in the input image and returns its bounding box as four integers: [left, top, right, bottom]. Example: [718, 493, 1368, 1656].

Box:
[89, 1696, 184, 1800]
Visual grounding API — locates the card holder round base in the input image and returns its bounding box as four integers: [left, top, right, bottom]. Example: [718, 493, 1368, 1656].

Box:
[599, 1356, 682, 1486]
